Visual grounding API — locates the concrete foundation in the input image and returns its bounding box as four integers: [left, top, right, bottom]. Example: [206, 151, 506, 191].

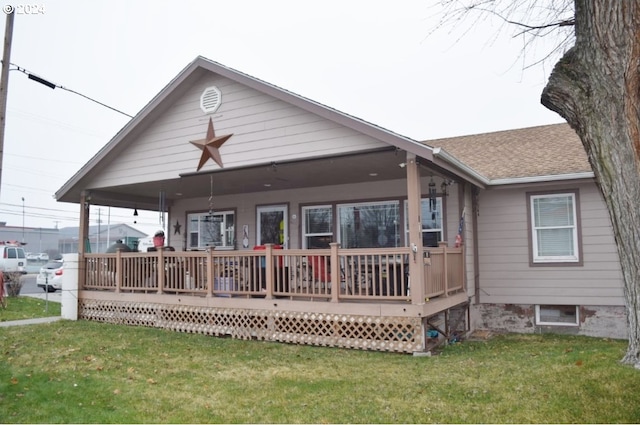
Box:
[471, 303, 627, 340]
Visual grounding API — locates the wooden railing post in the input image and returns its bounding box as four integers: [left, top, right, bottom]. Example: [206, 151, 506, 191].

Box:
[207, 249, 214, 297]
[439, 242, 449, 297]
[265, 244, 274, 299]
[330, 242, 340, 302]
[115, 250, 122, 293]
[156, 247, 165, 294]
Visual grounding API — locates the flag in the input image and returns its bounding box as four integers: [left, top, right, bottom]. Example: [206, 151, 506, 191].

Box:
[455, 209, 465, 248]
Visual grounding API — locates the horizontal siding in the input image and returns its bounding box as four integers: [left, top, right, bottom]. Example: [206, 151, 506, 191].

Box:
[90, 73, 387, 188]
[478, 183, 624, 307]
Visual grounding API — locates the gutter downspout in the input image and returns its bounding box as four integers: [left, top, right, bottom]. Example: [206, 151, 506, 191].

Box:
[472, 186, 480, 304]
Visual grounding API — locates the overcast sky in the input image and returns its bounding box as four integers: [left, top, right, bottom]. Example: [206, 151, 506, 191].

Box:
[0, 0, 566, 236]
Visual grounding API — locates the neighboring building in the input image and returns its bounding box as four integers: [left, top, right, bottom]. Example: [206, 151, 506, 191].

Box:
[53, 56, 626, 352]
[0, 222, 59, 256]
[58, 223, 147, 254]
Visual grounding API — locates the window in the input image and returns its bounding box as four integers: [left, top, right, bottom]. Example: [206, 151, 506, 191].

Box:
[404, 198, 443, 247]
[338, 201, 400, 248]
[529, 191, 580, 264]
[536, 305, 579, 326]
[302, 205, 333, 248]
[187, 210, 235, 250]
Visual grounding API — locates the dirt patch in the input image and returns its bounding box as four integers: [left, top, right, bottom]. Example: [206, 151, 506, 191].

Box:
[466, 329, 495, 341]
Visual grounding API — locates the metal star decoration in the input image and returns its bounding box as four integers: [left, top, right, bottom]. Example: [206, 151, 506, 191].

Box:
[189, 118, 233, 171]
[173, 220, 181, 235]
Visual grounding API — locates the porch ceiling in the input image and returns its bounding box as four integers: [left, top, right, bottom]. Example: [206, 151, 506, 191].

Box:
[83, 149, 453, 210]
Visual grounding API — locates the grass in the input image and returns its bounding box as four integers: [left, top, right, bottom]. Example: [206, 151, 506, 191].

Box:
[0, 296, 61, 322]
[1, 322, 639, 424]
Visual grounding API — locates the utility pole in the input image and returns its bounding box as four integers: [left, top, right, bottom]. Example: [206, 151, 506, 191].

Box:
[0, 11, 14, 199]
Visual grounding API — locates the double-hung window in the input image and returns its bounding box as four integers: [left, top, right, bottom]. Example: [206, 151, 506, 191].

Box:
[302, 205, 333, 248]
[187, 210, 235, 250]
[529, 191, 580, 264]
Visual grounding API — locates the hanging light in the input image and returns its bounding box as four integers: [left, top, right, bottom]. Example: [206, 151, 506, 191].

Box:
[429, 177, 437, 211]
[133, 208, 138, 224]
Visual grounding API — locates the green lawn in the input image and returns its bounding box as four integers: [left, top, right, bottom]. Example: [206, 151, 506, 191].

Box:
[0, 296, 61, 322]
[1, 321, 639, 423]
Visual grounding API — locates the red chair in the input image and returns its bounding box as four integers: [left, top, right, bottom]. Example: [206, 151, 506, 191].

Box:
[309, 255, 331, 283]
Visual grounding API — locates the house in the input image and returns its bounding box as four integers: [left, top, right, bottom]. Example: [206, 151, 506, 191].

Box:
[58, 223, 148, 254]
[55, 56, 626, 352]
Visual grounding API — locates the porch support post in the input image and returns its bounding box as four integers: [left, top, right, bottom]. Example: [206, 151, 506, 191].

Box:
[406, 153, 426, 305]
[78, 191, 90, 289]
[330, 242, 340, 302]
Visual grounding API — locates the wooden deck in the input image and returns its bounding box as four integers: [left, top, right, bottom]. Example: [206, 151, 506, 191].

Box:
[78, 244, 467, 353]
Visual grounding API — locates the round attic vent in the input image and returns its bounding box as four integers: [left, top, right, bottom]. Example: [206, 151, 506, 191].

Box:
[200, 86, 222, 114]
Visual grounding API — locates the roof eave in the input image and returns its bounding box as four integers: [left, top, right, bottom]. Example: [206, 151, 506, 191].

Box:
[488, 172, 595, 186]
[432, 147, 489, 188]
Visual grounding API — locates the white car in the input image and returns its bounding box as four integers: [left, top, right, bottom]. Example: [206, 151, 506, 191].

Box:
[37, 253, 49, 261]
[36, 260, 63, 292]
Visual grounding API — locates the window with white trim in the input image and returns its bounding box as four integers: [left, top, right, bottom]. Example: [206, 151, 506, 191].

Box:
[535, 305, 579, 326]
[404, 198, 443, 247]
[530, 192, 580, 263]
[302, 205, 333, 249]
[187, 210, 235, 250]
[338, 201, 400, 248]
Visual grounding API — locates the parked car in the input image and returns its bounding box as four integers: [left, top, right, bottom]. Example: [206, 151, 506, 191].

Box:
[37, 253, 49, 261]
[26, 252, 38, 261]
[0, 241, 27, 277]
[36, 260, 63, 292]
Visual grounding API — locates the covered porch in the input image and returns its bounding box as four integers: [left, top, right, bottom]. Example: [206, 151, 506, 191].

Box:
[78, 243, 468, 353]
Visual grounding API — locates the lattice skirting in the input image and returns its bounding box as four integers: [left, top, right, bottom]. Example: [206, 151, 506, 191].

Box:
[78, 299, 424, 353]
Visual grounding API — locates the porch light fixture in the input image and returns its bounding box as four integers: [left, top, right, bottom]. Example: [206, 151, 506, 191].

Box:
[133, 207, 138, 224]
[441, 179, 454, 196]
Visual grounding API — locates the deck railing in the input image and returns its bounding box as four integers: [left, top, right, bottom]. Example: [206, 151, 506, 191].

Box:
[82, 243, 464, 303]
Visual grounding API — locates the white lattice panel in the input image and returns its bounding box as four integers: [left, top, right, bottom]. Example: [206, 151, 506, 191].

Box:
[78, 300, 422, 353]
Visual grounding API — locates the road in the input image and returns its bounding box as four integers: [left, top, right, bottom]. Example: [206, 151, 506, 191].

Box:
[18, 273, 62, 302]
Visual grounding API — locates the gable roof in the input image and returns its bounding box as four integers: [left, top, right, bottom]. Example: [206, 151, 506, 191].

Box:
[55, 56, 439, 204]
[426, 123, 594, 184]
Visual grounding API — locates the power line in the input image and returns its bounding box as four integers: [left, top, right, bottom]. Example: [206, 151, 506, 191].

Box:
[8, 62, 134, 118]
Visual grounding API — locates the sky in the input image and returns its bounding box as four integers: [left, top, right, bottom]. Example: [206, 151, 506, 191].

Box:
[0, 0, 567, 237]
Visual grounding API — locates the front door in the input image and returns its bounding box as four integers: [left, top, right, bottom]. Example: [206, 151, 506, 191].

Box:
[257, 205, 288, 248]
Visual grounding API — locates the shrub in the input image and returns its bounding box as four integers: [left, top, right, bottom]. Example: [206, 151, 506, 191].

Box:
[4, 271, 24, 297]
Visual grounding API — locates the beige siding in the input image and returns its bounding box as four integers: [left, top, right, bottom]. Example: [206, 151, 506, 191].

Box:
[89, 74, 387, 189]
[477, 182, 624, 306]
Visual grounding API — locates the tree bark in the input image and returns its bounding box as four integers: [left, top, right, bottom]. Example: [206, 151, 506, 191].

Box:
[541, 0, 640, 366]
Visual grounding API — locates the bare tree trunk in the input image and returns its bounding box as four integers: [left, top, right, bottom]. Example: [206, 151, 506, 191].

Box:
[542, 0, 640, 366]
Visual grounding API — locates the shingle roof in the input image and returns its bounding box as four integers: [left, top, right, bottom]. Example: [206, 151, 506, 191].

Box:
[425, 123, 592, 180]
